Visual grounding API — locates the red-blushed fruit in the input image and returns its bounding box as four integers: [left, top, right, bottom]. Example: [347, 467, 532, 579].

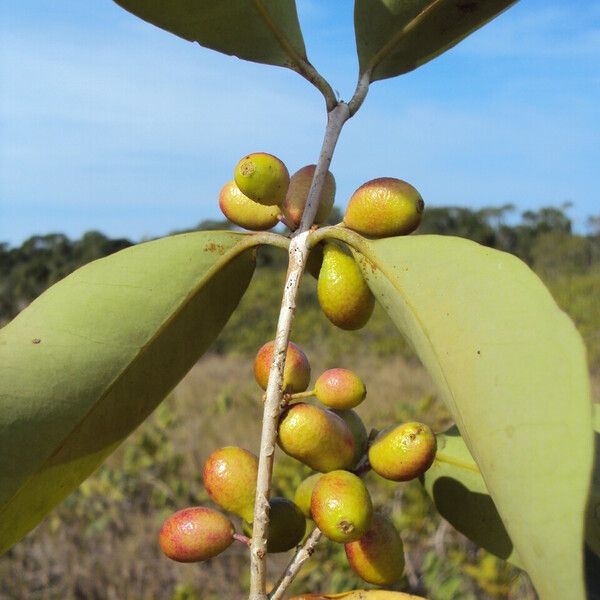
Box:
[234, 152, 289, 206]
[331, 408, 369, 469]
[203, 447, 258, 522]
[277, 403, 356, 472]
[282, 165, 336, 228]
[218, 179, 280, 231]
[254, 340, 311, 393]
[159, 506, 234, 563]
[294, 473, 322, 518]
[314, 368, 366, 410]
[311, 470, 373, 543]
[345, 513, 405, 585]
[344, 177, 424, 238]
[368, 422, 437, 482]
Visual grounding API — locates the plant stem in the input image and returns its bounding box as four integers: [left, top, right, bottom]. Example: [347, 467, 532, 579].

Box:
[248, 102, 350, 600]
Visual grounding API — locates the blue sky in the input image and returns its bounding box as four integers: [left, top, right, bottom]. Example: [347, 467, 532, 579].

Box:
[1, 1, 599, 245]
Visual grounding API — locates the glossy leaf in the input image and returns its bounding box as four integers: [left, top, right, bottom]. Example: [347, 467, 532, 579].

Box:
[114, 0, 307, 70]
[341, 232, 593, 599]
[354, 0, 517, 82]
[0, 231, 256, 553]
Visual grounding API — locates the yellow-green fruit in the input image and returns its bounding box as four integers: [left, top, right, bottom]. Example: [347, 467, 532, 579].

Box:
[218, 179, 280, 231]
[282, 165, 336, 228]
[203, 447, 258, 522]
[317, 243, 375, 330]
[332, 409, 368, 468]
[234, 152, 289, 206]
[243, 497, 306, 553]
[315, 368, 366, 410]
[368, 422, 437, 482]
[294, 473, 322, 518]
[277, 403, 356, 472]
[159, 507, 234, 563]
[254, 340, 311, 393]
[311, 470, 373, 543]
[306, 242, 324, 279]
[344, 177, 424, 238]
[344, 513, 405, 585]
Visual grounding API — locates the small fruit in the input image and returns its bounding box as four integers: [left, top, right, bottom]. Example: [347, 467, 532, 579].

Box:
[234, 152, 289, 206]
[243, 497, 306, 553]
[254, 340, 311, 393]
[345, 513, 405, 585]
[278, 403, 356, 472]
[159, 506, 234, 562]
[344, 177, 424, 238]
[317, 242, 375, 330]
[315, 368, 366, 410]
[282, 165, 336, 228]
[294, 473, 322, 518]
[218, 180, 280, 231]
[203, 447, 258, 522]
[368, 422, 436, 482]
[311, 470, 373, 543]
[332, 409, 368, 468]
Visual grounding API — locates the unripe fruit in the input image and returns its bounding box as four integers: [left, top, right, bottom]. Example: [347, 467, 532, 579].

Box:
[203, 446, 258, 522]
[332, 408, 368, 468]
[254, 340, 311, 393]
[306, 242, 324, 280]
[345, 513, 405, 585]
[311, 470, 373, 543]
[317, 243, 375, 330]
[234, 152, 289, 206]
[294, 473, 322, 518]
[344, 177, 424, 237]
[277, 403, 356, 472]
[368, 422, 436, 482]
[243, 497, 306, 553]
[159, 506, 234, 563]
[315, 368, 366, 410]
[218, 180, 280, 231]
[282, 165, 336, 228]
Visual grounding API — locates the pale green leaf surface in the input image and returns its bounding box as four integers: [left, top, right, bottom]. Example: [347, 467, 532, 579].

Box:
[114, 0, 307, 70]
[354, 0, 517, 82]
[346, 234, 592, 599]
[0, 231, 256, 553]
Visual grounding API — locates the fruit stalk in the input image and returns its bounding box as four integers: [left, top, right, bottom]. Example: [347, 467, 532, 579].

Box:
[248, 102, 350, 600]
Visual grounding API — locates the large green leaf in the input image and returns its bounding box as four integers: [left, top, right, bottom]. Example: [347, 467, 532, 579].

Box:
[0, 231, 256, 553]
[421, 426, 523, 568]
[354, 0, 517, 82]
[114, 0, 307, 71]
[333, 232, 592, 599]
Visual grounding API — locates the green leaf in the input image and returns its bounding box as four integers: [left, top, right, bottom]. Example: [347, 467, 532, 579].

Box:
[339, 232, 593, 599]
[0, 231, 256, 553]
[587, 404, 600, 557]
[354, 0, 517, 82]
[114, 0, 308, 71]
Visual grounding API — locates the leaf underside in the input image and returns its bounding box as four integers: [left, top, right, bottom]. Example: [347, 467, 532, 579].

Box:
[347, 233, 592, 599]
[0, 231, 256, 554]
[354, 0, 518, 82]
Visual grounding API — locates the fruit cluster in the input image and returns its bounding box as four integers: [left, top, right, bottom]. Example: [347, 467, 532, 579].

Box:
[159, 340, 437, 587]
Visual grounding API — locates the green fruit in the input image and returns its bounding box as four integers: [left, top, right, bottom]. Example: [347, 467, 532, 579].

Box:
[203, 446, 258, 522]
[234, 152, 289, 206]
[282, 165, 336, 228]
[315, 368, 366, 410]
[278, 403, 356, 472]
[332, 409, 368, 468]
[343, 177, 424, 238]
[311, 470, 373, 543]
[317, 243, 375, 330]
[159, 507, 234, 563]
[243, 497, 306, 553]
[294, 473, 322, 518]
[218, 179, 280, 231]
[254, 340, 311, 393]
[368, 422, 437, 482]
[344, 513, 405, 585]
[306, 241, 324, 279]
